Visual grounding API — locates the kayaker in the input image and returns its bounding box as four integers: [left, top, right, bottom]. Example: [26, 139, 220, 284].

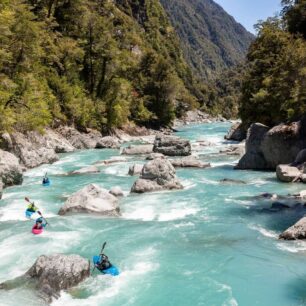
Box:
[95, 254, 112, 271]
[25, 197, 42, 216]
[33, 217, 47, 230]
[42, 177, 50, 184]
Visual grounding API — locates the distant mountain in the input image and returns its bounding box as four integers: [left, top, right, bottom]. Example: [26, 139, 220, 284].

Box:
[160, 0, 255, 79]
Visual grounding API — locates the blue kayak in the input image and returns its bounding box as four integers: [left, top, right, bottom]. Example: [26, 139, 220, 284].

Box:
[42, 181, 51, 187]
[93, 256, 119, 276]
[25, 210, 34, 218]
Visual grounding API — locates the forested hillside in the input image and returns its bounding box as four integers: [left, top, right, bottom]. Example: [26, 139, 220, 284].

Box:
[0, 0, 204, 133]
[240, 0, 306, 127]
[160, 0, 254, 79]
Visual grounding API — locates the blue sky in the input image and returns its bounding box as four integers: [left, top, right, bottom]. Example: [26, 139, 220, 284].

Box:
[214, 0, 282, 33]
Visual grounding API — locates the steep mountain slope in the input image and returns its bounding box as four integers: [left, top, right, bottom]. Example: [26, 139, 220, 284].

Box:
[160, 0, 254, 79]
[0, 0, 201, 133]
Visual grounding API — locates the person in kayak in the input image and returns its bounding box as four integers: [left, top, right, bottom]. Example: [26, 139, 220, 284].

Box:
[42, 177, 50, 184]
[95, 254, 112, 271]
[33, 217, 47, 230]
[25, 197, 42, 216]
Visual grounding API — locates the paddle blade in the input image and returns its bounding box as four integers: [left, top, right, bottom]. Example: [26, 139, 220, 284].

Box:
[100, 242, 107, 255]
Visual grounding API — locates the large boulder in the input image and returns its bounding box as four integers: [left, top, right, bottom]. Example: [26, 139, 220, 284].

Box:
[27, 254, 90, 302]
[225, 122, 246, 141]
[58, 184, 120, 216]
[279, 217, 306, 240]
[169, 156, 211, 168]
[1, 132, 59, 168]
[121, 144, 153, 155]
[276, 165, 302, 182]
[237, 121, 306, 170]
[236, 123, 270, 170]
[153, 135, 191, 156]
[0, 150, 23, 188]
[71, 166, 100, 175]
[131, 158, 183, 193]
[261, 122, 305, 169]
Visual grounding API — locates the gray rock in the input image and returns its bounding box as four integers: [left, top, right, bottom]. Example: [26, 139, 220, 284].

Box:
[121, 144, 153, 155]
[96, 136, 120, 149]
[271, 202, 290, 210]
[26, 254, 90, 302]
[225, 122, 246, 141]
[128, 164, 144, 176]
[0, 150, 23, 187]
[261, 122, 304, 169]
[280, 217, 306, 240]
[276, 165, 302, 182]
[1, 132, 59, 168]
[71, 166, 100, 175]
[109, 186, 124, 197]
[236, 123, 270, 170]
[153, 135, 191, 156]
[220, 145, 245, 156]
[169, 156, 211, 168]
[131, 158, 183, 193]
[57, 126, 103, 149]
[58, 184, 120, 216]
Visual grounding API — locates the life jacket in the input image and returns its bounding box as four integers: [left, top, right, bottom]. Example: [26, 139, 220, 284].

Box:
[27, 204, 37, 213]
[97, 255, 112, 270]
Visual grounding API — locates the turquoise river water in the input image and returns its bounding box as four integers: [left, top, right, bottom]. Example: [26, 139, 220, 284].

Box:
[1, 122, 306, 306]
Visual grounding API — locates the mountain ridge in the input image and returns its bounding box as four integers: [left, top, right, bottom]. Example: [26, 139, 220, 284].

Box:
[160, 0, 254, 79]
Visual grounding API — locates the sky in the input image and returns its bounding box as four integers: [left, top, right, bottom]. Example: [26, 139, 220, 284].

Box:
[214, 0, 282, 34]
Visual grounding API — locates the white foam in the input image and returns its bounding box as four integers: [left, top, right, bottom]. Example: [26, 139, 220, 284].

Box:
[276, 241, 306, 253]
[249, 224, 278, 238]
[158, 207, 200, 221]
[52, 260, 158, 306]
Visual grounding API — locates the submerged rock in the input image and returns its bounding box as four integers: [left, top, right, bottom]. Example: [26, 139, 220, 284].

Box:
[219, 178, 246, 184]
[0, 150, 23, 191]
[280, 217, 306, 240]
[58, 184, 120, 216]
[121, 144, 153, 155]
[131, 158, 183, 193]
[169, 156, 210, 168]
[95, 156, 127, 165]
[71, 166, 100, 175]
[128, 164, 144, 176]
[276, 165, 302, 183]
[153, 135, 191, 156]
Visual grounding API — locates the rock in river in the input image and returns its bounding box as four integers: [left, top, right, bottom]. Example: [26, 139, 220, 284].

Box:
[121, 144, 153, 155]
[131, 158, 183, 193]
[0, 254, 90, 303]
[276, 165, 303, 183]
[153, 135, 191, 156]
[280, 217, 306, 240]
[58, 184, 120, 216]
[71, 165, 100, 175]
[169, 156, 210, 168]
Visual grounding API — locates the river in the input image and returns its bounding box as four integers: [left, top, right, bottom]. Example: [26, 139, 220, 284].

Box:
[1, 122, 306, 306]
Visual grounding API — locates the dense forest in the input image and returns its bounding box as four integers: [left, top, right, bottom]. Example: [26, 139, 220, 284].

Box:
[0, 0, 207, 133]
[160, 0, 254, 80]
[239, 0, 306, 127]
